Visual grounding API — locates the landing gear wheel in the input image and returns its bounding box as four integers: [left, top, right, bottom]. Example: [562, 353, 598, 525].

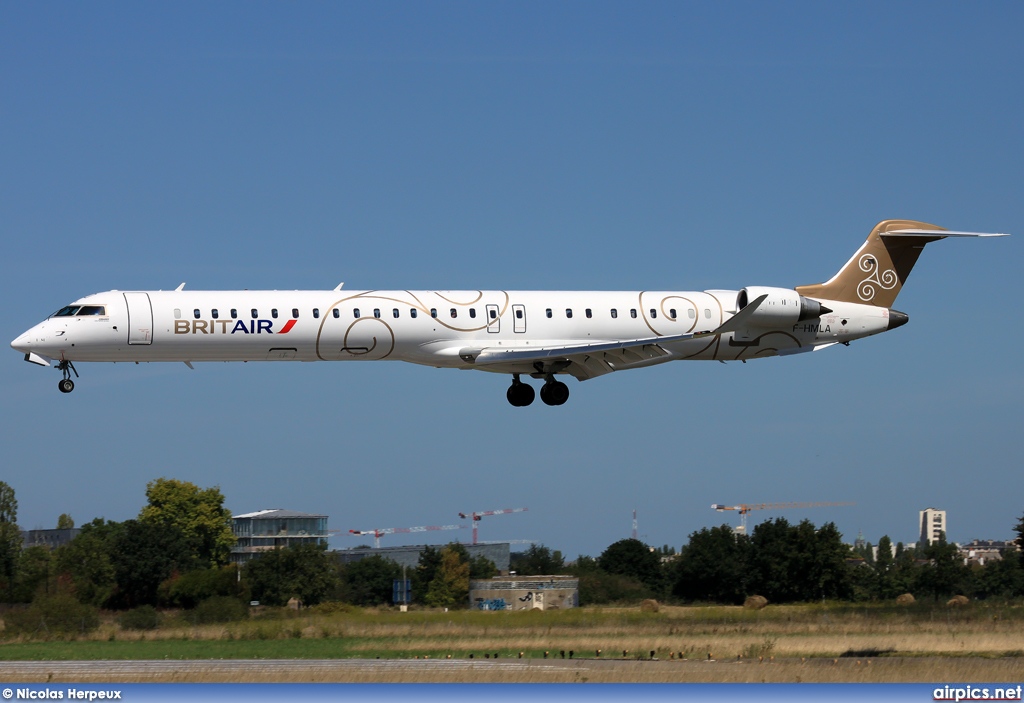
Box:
[540, 379, 569, 406]
[506, 375, 535, 407]
[56, 359, 79, 394]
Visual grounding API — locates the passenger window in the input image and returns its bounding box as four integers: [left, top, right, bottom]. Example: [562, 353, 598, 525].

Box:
[489, 309, 497, 319]
[212, 309, 219, 319]
[431, 308, 438, 318]
[313, 308, 320, 319]
[469, 309, 476, 319]
[272, 309, 279, 319]
[393, 308, 399, 318]
[704, 309, 711, 319]
[194, 309, 201, 319]
[515, 309, 523, 319]
[565, 309, 573, 318]
[585, 309, 592, 318]
[374, 308, 381, 318]
[251, 309, 258, 319]
[231, 309, 238, 319]
[611, 309, 617, 319]
[688, 309, 696, 319]
[410, 309, 418, 318]
[630, 309, 637, 318]
[174, 309, 181, 319]
[670, 309, 677, 319]
[650, 309, 657, 319]
[353, 308, 360, 318]
[546, 309, 552, 318]
[333, 309, 340, 318]
[450, 308, 457, 318]
[291, 308, 299, 319]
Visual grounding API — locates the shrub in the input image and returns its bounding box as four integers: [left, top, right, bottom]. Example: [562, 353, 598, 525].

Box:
[188, 596, 248, 624]
[119, 605, 161, 630]
[4, 594, 99, 638]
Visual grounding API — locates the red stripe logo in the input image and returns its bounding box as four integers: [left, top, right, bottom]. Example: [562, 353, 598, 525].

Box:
[278, 319, 297, 334]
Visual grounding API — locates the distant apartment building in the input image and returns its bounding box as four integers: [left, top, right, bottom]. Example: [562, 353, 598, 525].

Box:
[21, 528, 80, 550]
[919, 508, 947, 546]
[960, 539, 1019, 566]
[230, 509, 329, 565]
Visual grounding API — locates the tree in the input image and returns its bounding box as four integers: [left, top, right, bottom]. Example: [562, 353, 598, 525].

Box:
[673, 525, 748, 604]
[53, 519, 119, 607]
[13, 546, 53, 603]
[56, 514, 75, 530]
[424, 545, 470, 608]
[598, 539, 665, 595]
[109, 519, 194, 608]
[245, 543, 340, 606]
[137, 478, 235, 567]
[511, 544, 565, 575]
[0, 481, 21, 601]
[917, 532, 970, 601]
[342, 555, 402, 606]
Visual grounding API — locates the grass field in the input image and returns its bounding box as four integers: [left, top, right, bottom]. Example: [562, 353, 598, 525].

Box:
[2, 601, 1023, 682]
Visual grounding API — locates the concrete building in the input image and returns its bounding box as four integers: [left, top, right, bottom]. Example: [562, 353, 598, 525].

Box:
[469, 575, 578, 611]
[230, 509, 328, 565]
[960, 539, 1019, 566]
[334, 542, 510, 573]
[21, 528, 80, 550]
[919, 507, 947, 546]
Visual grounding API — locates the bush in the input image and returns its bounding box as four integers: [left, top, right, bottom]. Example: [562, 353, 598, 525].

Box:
[187, 596, 248, 624]
[4, 594, 99, 638]
[119, 605, 161, 630]
[160, 567, 247, 608]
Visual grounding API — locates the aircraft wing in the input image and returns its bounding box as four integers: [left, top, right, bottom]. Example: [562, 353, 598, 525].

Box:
[461, 295, 768, 381]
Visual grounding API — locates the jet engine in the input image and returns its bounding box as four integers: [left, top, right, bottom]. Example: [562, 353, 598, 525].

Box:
[735, 286, 831, 326]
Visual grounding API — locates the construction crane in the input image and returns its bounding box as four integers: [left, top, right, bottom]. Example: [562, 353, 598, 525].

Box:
[457, 507, 528, 545]
[348, 523, 469, 549]
[711, 501, 855, 534]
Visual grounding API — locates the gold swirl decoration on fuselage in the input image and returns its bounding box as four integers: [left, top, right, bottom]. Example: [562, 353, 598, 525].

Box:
[315, 290, 510, 360]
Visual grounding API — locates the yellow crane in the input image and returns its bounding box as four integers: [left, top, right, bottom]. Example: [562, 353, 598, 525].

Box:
[711, 501, 855, 534]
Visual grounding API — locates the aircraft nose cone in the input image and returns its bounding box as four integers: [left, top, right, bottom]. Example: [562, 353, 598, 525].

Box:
[11, 332, 30, 352]
[887, 309, 909, 330]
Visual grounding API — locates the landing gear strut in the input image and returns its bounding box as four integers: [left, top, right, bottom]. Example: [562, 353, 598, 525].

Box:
[506, 374, 535, 407]
[57, 360, 78, 394]
[539, 377, 569, 406]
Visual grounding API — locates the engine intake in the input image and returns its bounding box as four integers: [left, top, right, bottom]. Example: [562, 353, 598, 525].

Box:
[736, 286, 832, 327]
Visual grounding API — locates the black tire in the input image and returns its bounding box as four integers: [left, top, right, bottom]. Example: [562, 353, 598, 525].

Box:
[507, 382, 535, 407]
[58, 378, 75, 394]
[549, 380, 569, 405]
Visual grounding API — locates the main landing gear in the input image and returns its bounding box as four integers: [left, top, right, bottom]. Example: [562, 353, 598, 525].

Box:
[506, 374, 569, 407]
[57, 360, 78, 394]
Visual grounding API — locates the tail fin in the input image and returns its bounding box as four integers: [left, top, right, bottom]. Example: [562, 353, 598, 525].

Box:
[796, 219, 1006, 307]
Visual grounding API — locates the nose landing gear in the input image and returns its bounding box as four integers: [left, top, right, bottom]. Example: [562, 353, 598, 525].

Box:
[57, 360, 78, 394]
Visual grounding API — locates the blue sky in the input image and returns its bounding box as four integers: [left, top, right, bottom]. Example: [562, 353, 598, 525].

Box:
[3, 2, 1022, 560]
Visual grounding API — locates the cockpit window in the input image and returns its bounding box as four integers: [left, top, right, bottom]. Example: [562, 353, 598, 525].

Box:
[78, 305, 106, 316]
[54, 306, 81, 317]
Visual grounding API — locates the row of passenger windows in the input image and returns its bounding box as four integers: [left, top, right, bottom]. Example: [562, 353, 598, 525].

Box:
[174, 306, 713, 321]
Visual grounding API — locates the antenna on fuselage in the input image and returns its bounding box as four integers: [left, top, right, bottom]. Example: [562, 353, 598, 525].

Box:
[333, 282, 344, 291]
[175, 282, 186, 291]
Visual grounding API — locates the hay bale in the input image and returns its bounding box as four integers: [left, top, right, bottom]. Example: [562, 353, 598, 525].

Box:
[640, 599, 660, 613]
[744, 595, 768, 610]
[947, 595, 970, 607]
[895, 593, 915, 605]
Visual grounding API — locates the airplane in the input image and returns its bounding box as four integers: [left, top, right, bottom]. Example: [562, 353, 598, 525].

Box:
[11, 219, 1007, 406]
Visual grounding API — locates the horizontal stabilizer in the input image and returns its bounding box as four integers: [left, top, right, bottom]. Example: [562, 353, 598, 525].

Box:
[884, 229, 1009, 238]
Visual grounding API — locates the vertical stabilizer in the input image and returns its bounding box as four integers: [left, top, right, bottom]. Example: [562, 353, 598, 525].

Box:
[796, 219, 946, 307]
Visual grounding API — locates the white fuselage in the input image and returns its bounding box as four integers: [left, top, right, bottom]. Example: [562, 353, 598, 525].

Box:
[12, 287, 891, 374]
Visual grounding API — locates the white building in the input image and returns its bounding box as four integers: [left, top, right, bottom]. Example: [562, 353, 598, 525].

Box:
[918, 507, 947, 546]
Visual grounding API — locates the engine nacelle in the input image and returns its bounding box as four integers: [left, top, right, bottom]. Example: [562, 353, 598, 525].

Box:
[736, 286, 830, 326]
